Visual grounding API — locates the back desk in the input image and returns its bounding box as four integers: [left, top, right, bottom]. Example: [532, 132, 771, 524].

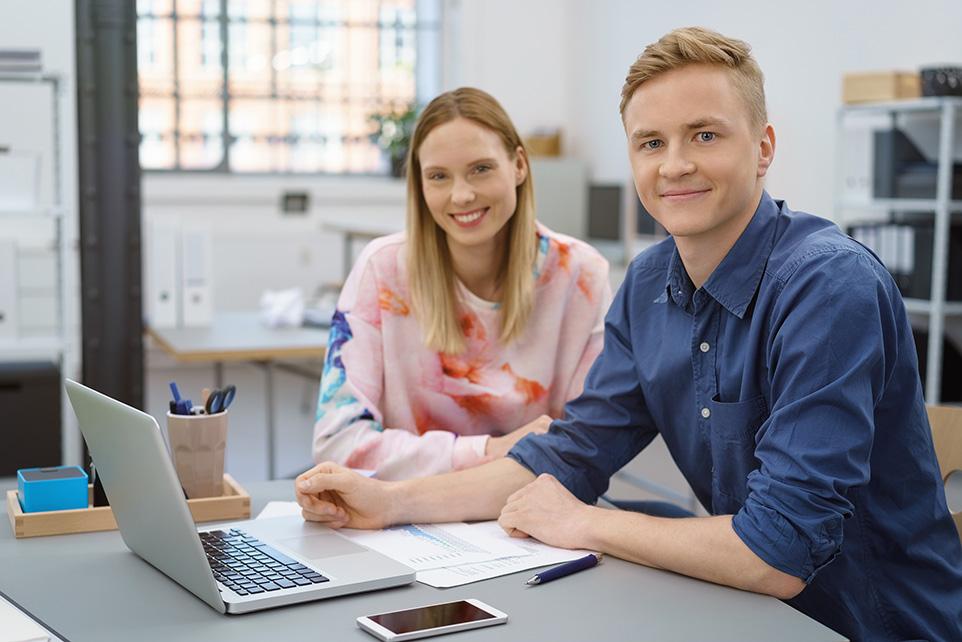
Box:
[0, 480, 842, 641]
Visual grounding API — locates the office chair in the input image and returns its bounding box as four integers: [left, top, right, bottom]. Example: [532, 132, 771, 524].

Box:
[927, 405, 962, 544]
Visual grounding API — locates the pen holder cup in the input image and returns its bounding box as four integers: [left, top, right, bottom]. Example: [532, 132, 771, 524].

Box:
[166, 410, 228, 499]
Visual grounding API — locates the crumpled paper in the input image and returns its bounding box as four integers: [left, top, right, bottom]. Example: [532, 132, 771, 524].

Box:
[259, 286, 305, 328]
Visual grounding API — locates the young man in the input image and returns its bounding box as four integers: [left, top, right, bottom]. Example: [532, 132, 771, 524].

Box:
[296, 27, 962, 640]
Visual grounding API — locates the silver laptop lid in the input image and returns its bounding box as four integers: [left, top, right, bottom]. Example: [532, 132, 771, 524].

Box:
[64, 379, 227, 613]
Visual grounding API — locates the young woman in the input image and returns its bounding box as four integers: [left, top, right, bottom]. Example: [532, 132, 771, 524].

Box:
[313, 87, 611, 480]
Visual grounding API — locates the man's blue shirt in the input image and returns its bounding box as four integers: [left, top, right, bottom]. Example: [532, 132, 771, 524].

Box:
[509, 192, 962, 641]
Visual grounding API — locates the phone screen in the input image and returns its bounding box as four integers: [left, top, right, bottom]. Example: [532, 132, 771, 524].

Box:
[369, 600, 497, 635]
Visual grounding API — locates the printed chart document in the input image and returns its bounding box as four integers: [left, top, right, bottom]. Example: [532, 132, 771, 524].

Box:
[256, 501, 597, 587]
[416, 520, 595, 588]
[338, 522, 528, 571]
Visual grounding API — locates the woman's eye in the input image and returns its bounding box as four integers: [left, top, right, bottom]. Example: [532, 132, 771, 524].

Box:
[474, 164, 491, 174]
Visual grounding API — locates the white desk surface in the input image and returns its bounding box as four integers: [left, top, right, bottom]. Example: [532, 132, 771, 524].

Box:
[145, 311, 328, 364]
[322, 218, 404, 238]
[0, 480, 843, 642]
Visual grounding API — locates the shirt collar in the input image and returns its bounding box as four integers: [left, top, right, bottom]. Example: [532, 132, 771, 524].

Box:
[660, 191, 779, 318]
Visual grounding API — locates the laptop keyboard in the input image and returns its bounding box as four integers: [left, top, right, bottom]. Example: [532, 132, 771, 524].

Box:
[200, 528, 330, 596]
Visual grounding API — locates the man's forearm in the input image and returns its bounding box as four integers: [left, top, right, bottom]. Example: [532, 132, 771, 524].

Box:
[387, 457, 537, 525]
[582, 509, 806, 599]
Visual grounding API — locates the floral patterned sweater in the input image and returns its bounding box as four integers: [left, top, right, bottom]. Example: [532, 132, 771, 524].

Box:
[312, 222, 612, 480]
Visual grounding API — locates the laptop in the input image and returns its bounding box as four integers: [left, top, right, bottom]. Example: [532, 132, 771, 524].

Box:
[64, 379, 415, 614]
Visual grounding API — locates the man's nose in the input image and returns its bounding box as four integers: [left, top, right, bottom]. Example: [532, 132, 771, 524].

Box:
[659, 145, 695, 179]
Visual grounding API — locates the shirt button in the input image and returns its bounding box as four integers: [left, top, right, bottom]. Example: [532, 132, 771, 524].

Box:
[700, 342, 710, 353]
[701, 407, 711, 418]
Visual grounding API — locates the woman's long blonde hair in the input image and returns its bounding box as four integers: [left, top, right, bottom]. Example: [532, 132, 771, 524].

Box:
[405, 87, 537, 354]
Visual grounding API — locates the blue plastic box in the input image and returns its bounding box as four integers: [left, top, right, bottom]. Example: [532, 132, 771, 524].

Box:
[17, 466, 89, 513]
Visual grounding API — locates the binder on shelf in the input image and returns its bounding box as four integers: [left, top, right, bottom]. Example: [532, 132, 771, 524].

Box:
[180, 221, 213, 327]
[146, 217, 180, 328]
[0, 149, 41, 212]
[0, 239, 17, 340]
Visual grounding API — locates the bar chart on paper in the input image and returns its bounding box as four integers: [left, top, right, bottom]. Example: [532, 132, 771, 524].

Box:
[340, 523, 529, 571]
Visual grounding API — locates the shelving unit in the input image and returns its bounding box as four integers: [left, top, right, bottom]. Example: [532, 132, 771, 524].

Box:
[0, 70, 78, 465]
[835, 96, 962, 403]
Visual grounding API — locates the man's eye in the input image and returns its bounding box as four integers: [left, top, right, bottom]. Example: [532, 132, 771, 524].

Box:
[698, 132, 716, 142]
[642, 140, 662, 150]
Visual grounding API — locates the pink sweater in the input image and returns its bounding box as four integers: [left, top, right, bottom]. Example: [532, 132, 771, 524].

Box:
[312, 223, 612, 480]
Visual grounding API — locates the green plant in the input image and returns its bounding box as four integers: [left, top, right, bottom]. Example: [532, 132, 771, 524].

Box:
[369, 105, 418, 175]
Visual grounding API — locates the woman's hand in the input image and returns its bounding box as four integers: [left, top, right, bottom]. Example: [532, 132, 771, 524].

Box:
[485, 414, 553, 458]
[295, 462, 394, 530]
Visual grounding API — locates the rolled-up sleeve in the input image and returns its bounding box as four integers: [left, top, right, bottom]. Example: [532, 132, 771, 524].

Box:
[732, 247, 895, 581]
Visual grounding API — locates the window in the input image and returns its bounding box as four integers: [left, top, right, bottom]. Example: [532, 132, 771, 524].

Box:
[136, 0, 441, 173]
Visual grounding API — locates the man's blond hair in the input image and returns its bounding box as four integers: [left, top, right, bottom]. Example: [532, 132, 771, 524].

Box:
[619, 26, 767, 131]
[405, 87, 537, 354]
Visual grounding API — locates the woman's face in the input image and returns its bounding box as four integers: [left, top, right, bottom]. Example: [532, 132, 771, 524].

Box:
[417, 117, 527, 256]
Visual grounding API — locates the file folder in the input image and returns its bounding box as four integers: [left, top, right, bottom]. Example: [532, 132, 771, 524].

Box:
[180, 221, 212, 327]
[0, 238, 18, 340]
[146, 217, 179, 328]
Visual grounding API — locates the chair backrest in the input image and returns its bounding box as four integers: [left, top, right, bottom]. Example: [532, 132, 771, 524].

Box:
[926, 406, 962, 543]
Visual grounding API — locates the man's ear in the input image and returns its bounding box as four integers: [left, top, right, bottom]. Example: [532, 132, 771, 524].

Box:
[757, 124, 776, 178]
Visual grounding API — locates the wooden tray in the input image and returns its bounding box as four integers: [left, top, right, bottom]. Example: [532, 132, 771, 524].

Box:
[6, 474, 251, 538]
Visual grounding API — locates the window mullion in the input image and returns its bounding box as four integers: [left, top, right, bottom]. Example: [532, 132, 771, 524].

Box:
[218, 0, 228, 171]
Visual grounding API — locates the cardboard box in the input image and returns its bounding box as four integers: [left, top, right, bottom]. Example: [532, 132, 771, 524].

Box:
[843, 71, 921, 104]
[525, 131, 561, 156]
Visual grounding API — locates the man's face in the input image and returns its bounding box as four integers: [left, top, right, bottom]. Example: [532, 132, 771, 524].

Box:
[623, 63, 773, 248]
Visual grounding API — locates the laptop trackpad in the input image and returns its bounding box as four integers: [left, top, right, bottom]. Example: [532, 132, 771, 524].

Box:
[277, 533, 368, 560]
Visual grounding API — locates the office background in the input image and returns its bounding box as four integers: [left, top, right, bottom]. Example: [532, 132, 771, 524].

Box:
[1, 1, 961, 488]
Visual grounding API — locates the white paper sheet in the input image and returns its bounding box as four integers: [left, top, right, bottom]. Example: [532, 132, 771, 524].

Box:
[337, 522, 529, 571]
[416, 520, 595, 588]
[255, 501, 596, 587]
[0, 594, 50, 642]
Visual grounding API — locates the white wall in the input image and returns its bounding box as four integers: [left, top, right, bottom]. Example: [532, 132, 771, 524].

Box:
[453, 0, 962, 220]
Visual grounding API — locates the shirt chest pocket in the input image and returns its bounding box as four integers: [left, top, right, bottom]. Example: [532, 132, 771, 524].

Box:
[708, 394, 768, 515]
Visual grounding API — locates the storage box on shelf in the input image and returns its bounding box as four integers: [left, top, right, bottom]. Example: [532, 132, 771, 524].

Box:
[842, 70, 921, 105]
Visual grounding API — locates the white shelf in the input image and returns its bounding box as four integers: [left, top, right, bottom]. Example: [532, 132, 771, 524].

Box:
[0, 69, 77, 465]
[0, 207, 67, 218]
[838, 198, 962, 214]
[904, 298, 962, 316]
[836, 97, 961, 403]
[839, 95, 962, 115]
[0, 336, 64, 359]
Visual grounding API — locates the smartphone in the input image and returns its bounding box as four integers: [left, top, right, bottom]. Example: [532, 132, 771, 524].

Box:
[356, 598, 508, 641]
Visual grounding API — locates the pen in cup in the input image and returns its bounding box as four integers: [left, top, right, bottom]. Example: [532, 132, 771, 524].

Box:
[169, 381, 193, 415]
[524, 553, 602, 585]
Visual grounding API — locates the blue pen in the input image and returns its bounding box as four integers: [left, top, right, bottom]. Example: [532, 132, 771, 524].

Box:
[169, 381, 193, 415]
[524, 553, 602, 585]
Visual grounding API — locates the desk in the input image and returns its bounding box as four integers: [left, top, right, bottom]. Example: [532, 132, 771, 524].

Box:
[145, 312, 328, 479]
[322, 218, 403, 279]
[0, 480, 842, 641]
